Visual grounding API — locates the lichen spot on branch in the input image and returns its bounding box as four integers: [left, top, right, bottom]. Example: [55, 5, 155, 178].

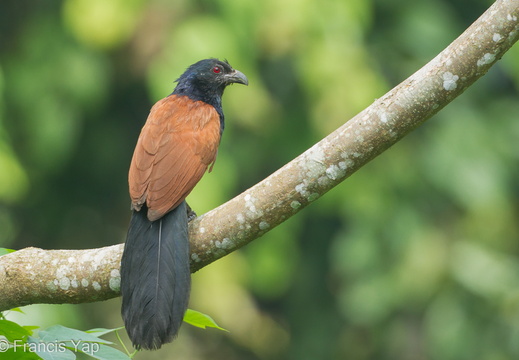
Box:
[109, 269, 121, 292]
[477, 53, 496, 67]
[442, 72, 459, 91]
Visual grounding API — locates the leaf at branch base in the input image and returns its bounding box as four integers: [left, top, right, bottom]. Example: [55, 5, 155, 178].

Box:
[183, 309, 228, 331]
[9, 307, 25, 314]
[0, 248, 15, 257]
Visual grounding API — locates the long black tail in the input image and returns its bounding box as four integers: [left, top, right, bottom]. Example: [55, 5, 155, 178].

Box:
[120, 201, 191, 350]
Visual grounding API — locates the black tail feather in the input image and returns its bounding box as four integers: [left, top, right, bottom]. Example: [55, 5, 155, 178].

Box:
[121, 201, 191, 350]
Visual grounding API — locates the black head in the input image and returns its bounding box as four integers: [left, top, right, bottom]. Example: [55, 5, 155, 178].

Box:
[172, 58, 248, 106]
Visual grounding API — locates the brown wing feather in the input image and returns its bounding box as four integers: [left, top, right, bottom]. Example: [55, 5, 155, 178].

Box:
[129, 95, 221, 221]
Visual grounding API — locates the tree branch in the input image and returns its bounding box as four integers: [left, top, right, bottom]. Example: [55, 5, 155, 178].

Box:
[1, 0, 517, 312]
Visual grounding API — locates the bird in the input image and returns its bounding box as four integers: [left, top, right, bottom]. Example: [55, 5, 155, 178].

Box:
[120, 58, 248, 350]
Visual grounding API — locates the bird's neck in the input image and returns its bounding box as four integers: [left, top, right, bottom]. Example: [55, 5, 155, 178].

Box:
[172, 84, 225, 135]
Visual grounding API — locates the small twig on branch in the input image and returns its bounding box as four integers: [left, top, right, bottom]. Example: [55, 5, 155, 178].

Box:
[0, 0, 517, 312]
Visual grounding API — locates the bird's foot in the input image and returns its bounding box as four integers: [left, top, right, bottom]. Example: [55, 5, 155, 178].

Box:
[186, 203, 197, 222]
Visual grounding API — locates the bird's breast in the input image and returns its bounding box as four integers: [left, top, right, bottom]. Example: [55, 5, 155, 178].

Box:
[129, 94, 222, 220]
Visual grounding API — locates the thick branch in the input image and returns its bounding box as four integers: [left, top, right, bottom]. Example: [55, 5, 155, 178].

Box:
[1, 0, 518, 312]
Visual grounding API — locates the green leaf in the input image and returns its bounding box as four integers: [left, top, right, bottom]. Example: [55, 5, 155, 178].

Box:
[0, 248, 15, 257]
[24, 326, 130, 360]
[1, 347, 41, 360]
[183, 309, 228, 331]
[75, 343, 130, 360]
[23, 326, 40, 335]
[85, 327, 123, 338]
[27, 336, 75, 360]
[9, 308, 25, 314]
[38, 326, 112, 345]
[0, 319, 32, 341]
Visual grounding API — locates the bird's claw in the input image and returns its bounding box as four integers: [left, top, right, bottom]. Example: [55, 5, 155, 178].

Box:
[186, 203, 197, 222]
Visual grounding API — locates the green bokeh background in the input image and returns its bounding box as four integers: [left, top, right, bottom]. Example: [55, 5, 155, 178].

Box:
[1, 0, 518, 359]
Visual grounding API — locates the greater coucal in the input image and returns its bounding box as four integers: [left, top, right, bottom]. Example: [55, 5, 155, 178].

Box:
[121, 59, 248, 350]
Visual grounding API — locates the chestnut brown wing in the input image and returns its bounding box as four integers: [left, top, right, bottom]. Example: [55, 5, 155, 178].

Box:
[129, 95, 221, 221]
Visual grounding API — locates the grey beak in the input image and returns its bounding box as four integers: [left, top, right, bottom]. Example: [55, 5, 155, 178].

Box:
[226, 69, 249, 86]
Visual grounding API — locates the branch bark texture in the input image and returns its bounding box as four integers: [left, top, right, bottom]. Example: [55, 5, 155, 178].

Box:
[1, 0, 518, 312]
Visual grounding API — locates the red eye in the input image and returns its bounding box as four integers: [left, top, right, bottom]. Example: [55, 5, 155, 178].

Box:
[212, 66, 221, 74]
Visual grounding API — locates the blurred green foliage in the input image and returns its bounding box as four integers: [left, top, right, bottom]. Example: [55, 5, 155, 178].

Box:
[1, 0, 518, 359]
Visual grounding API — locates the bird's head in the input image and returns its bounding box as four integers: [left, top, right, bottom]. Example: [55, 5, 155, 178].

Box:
[173, 59, 248, 103]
